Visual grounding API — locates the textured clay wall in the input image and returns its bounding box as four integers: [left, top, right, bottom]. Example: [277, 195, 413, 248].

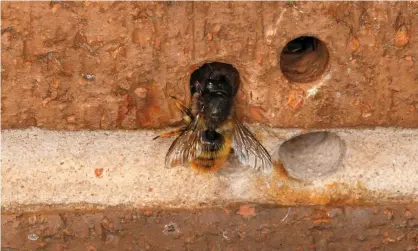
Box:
[2, 205, 418, 251]
[1, 1, 417, 130]
[2, 2, 418, 250]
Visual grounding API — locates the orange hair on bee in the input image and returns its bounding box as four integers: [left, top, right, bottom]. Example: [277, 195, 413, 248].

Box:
[190, 134, 232, 173]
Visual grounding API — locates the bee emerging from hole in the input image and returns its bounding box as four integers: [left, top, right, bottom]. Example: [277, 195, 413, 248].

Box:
[154, 62, 273, 174]
[283, 36, 317, 54]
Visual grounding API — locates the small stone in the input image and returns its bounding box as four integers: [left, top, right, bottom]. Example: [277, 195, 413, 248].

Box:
[143, 210, 153, 216]
[404, 210, 412, 218]
[384, 208, 394, 220]
[66, 115, 76, 123]
[327, 208, 343, 218]
[396, 234, 405, 241]
[63, 228, 71, 235]
[395, 26, 409, 48]
[362, 112, 372, 118]
[256, 54, 263, 65]
[1, 28, 13, 49]
[237, 205, 256, 218]
[154, 38, 161, 49]
[51, 3, 60, 13]
[287, 88, 305, 110]
[95, 168, 103, 178]
[348, 35, 360, 51]
[361, 103, 373, 118]
[82, 73, 96, 81]
[384, 237, 395, 243]
[405, 56, 414, 67]
[212, 24, 222, 33]
[53, 78, 60, 89]
[134, 87, 148, 99]
[205, 33, 213, 41]
[28, 233, 39, 241]
[163, 222, 180, 235]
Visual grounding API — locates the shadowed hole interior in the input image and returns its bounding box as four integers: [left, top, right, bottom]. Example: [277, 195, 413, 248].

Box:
[278, 131, 345, 180]
[279, 36, 329, 83]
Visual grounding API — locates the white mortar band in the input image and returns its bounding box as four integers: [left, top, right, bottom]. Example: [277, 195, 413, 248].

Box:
[2, 127, 418, 211]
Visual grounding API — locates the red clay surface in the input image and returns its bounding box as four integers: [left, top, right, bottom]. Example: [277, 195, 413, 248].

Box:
[2, 204, 418, 251]
[1, 2, 417, 130]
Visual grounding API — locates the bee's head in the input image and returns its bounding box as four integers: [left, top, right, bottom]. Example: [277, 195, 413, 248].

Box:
[203, 77, 234, 97]
[190, 62, 240, 98]
[202, 80, 233, 130]
[190, 62, 239, 129]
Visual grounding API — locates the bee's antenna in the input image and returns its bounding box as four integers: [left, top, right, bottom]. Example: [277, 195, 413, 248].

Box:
[207, 63, 215, 80]
[195, 80, 203, 95]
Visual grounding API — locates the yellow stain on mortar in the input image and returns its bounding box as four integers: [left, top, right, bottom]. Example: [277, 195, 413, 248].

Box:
[256, 162, 372, 206]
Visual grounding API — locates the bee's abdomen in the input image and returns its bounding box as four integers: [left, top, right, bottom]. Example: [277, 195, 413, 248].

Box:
[191, 131, 232, 172]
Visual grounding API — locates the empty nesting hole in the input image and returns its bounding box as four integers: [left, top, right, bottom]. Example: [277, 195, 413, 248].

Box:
[278, 132, 345, 181]
[279, 36, 329, 83]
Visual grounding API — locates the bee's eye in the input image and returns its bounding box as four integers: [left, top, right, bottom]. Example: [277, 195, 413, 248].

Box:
[207, 81, 215, 88]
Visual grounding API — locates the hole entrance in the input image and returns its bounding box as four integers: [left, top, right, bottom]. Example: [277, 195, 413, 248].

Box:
[190, 62, 240, 97]
[279, 36, 329, 83]
[278, 131, 345, 181]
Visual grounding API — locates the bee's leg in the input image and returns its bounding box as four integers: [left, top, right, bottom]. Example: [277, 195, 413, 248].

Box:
[170, 95, 193, 119]
[182, 114, 192, 124]
[152, 127, 187, 140]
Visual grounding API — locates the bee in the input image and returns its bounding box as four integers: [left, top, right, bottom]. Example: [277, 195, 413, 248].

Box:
[154, 62, 273, 174]
[282, 36, 317, 54]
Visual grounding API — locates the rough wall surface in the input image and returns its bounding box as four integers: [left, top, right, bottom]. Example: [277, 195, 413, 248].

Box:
[2, 2, 418, 249]
[2, 205, 418, 251]
[1, 2, 417, 130]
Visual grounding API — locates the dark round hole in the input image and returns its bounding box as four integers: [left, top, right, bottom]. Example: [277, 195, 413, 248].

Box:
[279, 36, 329, 83]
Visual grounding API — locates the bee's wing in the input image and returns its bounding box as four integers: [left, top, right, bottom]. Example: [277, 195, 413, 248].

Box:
[164, 114, 204, 168]
[231, 116, 273, 174]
